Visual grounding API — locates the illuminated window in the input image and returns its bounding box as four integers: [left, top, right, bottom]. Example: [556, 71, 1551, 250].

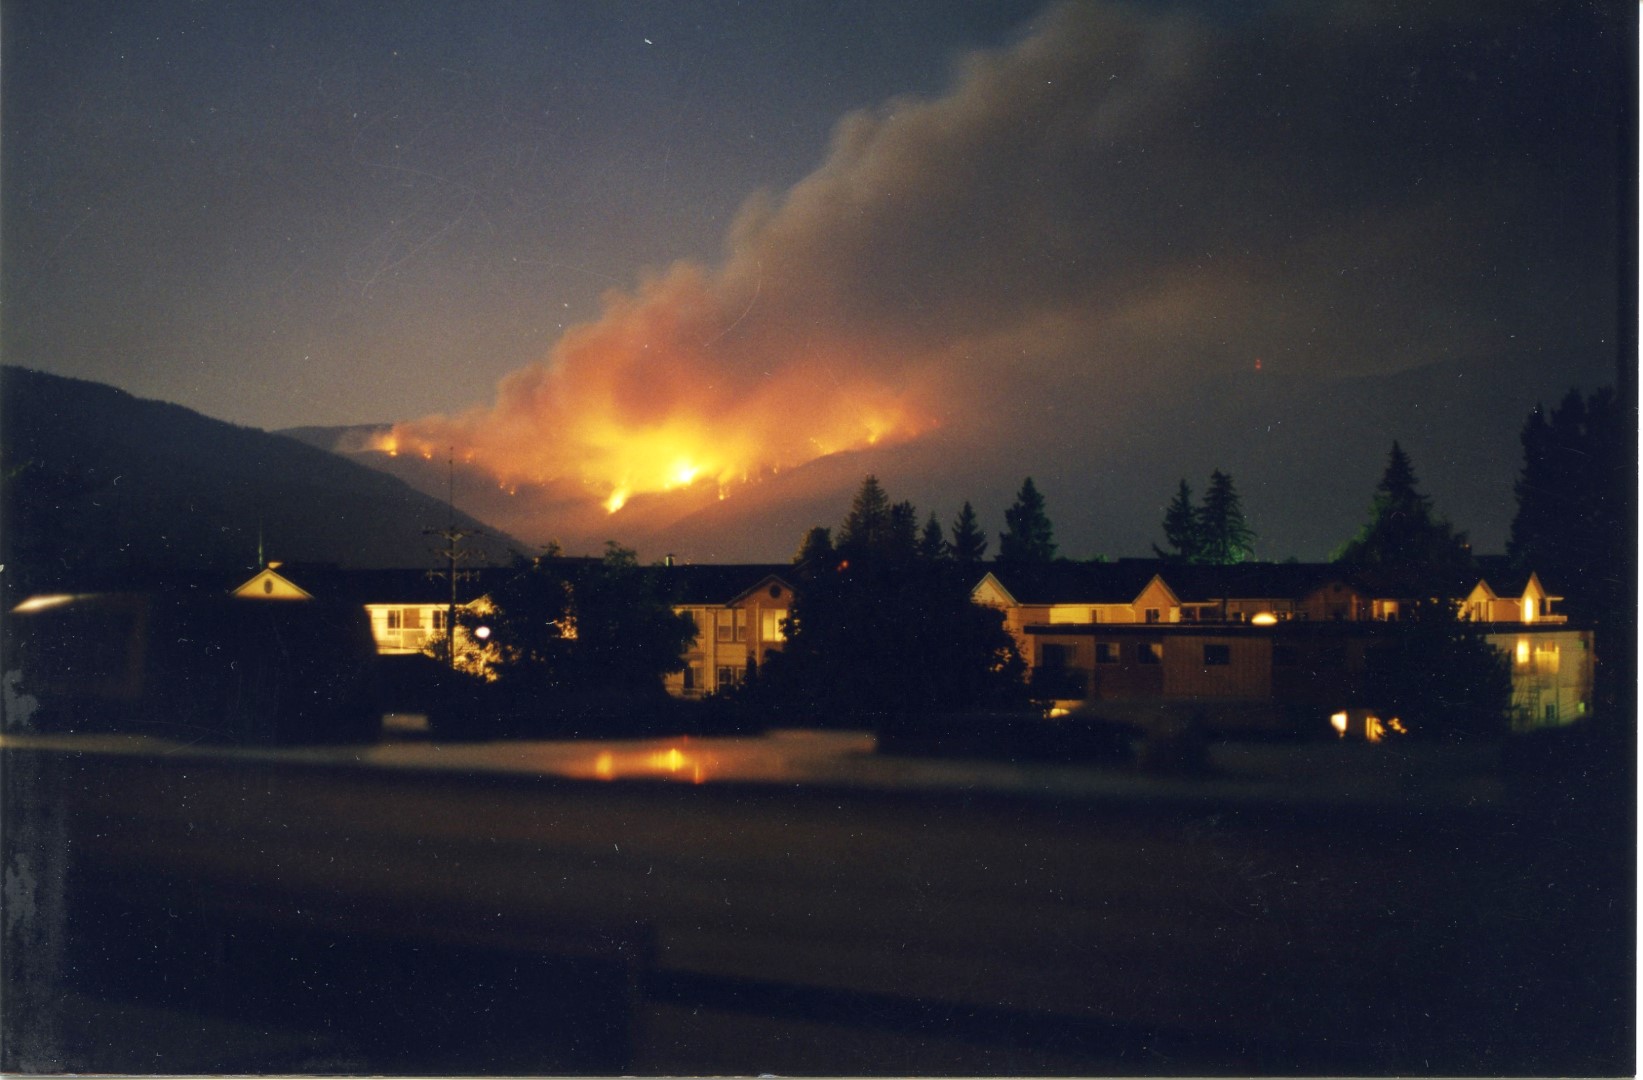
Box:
[1094, 642, 1120, 664]
[760, 609, 787, 643]
[401, 607, 422, 630]
[1203, 644, 1231, 666]
[1515, 638, 1530, 665]
[1138, 642, 1163, 665]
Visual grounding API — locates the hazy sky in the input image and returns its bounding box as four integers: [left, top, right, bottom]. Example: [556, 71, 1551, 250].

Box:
[4, 2, 1625, 561]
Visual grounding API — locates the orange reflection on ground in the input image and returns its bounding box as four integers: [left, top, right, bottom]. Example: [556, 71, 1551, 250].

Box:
[579, 742, 712, 784]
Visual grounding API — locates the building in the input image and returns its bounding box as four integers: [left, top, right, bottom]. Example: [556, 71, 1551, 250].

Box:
[659, 565, 795, 698]
[976, 559, 1591, 734]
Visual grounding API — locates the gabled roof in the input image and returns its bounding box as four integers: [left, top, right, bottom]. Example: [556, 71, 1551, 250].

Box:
[975, 560, 1170, 606]
[261, 563, 519, 605]
[1157, 561, 1368, 604]
[232, 565, 313, 600]
[658, 564, 795, 605]
[1471, 556, 1557, 601]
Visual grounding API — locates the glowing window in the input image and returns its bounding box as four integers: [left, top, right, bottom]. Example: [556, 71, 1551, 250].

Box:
[1515, 638, 1530, 665]
[760, 609, 787, 643]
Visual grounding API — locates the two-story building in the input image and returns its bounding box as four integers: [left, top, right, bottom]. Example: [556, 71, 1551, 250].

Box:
[659, 565, 795, 698]
[974, 559, 1591, 734]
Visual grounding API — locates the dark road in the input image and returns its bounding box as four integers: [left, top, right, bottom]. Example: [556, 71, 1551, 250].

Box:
[3, 730, 1631, 1074]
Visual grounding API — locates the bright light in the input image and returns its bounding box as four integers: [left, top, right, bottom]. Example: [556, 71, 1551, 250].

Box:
[1522, 596, 1535, 623]
[605, 488, 629, 513]
[12, 594, 79, 614]
[1516, 638, 1530, 665]
[1250, 612, 1278, 626]
[474, 625, 491, 641]
[1330, 710, 1349, 737]
[1365, 716, 1385, 743]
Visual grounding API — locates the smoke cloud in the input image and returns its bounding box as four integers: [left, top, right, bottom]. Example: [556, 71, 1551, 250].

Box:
[388, 2, 1618, 557]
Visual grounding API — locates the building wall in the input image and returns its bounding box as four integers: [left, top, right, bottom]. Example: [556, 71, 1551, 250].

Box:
[364, 603, 454, 654]
[665, 582, 792, 698]
[1484, 628, 1594, 730]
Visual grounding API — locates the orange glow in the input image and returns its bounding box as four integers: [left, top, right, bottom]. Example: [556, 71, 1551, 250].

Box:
[566, 742, 715, 783]
[12, 594, 81, 614]
[1250, 612, 1278, 626]
[376, 263, 936, 517]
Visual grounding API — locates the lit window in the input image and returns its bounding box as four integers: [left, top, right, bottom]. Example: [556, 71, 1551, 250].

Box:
[760, 609, 787, 643]
[1515, 638, 1530, 666]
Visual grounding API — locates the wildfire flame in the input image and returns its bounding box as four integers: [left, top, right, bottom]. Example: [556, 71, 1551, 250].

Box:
[377, 266, 935, 514]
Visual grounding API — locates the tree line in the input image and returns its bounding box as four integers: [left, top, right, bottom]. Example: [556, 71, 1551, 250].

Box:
[444, 386, 1623, 735]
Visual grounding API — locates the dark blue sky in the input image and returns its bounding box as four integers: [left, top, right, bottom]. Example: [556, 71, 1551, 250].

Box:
[3, 2, 1627, 560]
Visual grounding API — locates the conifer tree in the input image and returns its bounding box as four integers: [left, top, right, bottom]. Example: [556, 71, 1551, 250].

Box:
[1155, 479, 1204, 562]
[918, 512, 949, 561]
[998, 478, 1056, 563]
[1196, 470, 1255, 565]
[837, 475, 890, 558]
[794, 525, 834, 566]
[887, 500, 920, 564]
[1336, 442, 1473, 592]
[950, 501, 988, 565]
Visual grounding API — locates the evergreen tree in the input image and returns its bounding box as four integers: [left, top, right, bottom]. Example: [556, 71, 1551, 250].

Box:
[1196, 470, 1255, 565]
[950, 501, 988, 565]
[1508, 387, 1627, 720]
[1336, 442, 1474, 597]
[886, 500, 920, 564]
[794, 525, 834, 566]
[1509, 388, 1622, 606]
[763, 481, 1031, 722]
[1154, 479, 1204, 562]
[998, 478, 1056, 563]
[837, 475, 891, 558]
[918, 512, 949, 561]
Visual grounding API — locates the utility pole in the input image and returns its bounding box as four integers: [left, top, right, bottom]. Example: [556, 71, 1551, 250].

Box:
[425, 448, 482, 670]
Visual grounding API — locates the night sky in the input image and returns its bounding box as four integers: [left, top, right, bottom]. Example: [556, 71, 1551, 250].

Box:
[4, 2, 1626, 563]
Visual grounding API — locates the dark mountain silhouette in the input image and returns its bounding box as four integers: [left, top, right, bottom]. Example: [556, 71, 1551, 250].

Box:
[2, 367, 524, 599]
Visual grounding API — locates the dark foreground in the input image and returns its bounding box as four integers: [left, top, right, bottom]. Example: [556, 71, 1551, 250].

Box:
[2, 728, 1632, 1075]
